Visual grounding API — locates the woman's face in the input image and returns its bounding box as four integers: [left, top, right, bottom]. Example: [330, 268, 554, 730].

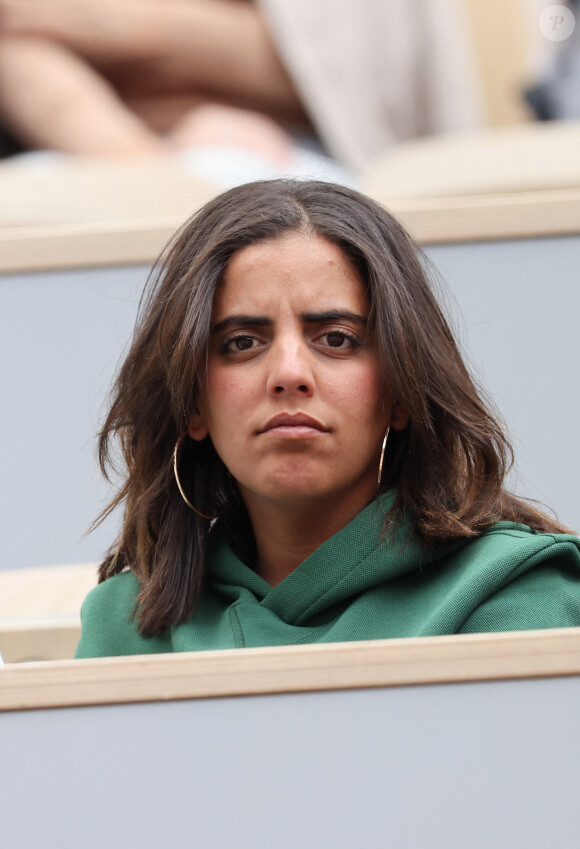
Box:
[189, 232, 408, 513]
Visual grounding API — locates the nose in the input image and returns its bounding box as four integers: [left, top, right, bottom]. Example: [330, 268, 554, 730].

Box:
[266, 335, 314, 396]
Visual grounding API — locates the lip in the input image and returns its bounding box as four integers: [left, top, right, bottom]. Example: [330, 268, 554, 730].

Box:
[259, 412, 328, 435]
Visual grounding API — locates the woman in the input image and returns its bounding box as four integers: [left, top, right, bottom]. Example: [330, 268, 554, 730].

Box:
[75, 179, 580, 657]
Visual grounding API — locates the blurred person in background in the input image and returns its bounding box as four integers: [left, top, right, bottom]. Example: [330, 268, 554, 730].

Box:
[0, 0, 304, 167]
[0, 0, 482, 175]
[526, 0, 580, 122]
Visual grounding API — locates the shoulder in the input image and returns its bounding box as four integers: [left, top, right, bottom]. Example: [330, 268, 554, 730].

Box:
[456, 524, 580, 633]
[458, 522, 580, 573]
[81, 570, 140, 622]
[438, 522, 580, 605]
[75, 570, 167, 658]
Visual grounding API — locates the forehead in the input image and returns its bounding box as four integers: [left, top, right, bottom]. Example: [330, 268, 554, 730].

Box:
[214, 232, 368, 316]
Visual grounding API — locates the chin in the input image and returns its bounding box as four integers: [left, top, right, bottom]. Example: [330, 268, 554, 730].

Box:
[262, 478, 328, 502]
[237, 456, 374, 505]
[249, 464, 334, 502]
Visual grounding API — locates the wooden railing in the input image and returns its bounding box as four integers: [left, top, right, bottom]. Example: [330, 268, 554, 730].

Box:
[2, 627, 580, 712]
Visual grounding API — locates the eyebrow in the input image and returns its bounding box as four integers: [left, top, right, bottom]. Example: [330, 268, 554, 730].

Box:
[211, 310, 368, 335]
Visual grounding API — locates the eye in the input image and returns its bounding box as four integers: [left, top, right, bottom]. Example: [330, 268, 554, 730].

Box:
[320, 331, 362, 350]
[220, 334, 258, 354]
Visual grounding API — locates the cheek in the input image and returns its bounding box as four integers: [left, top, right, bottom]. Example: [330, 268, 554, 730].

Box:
[326, 364, 384, 415]
[205, 370, 256, 428]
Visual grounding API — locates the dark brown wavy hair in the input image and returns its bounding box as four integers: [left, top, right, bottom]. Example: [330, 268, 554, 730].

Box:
[95, 179, 572, 635]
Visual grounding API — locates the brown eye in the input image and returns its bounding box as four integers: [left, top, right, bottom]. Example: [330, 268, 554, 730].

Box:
[326, 332, 347, 347]
[220, 335, 257, 354]
[234, 336, 254, 351]
[322, 332, 362, 350]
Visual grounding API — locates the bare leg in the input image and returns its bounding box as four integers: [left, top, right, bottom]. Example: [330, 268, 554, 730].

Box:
[0, 1, 164, 62]
[0, 0, 304, 117]
[0, 36, 165, 155]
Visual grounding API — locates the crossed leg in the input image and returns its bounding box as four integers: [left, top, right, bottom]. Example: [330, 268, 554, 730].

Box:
[0, 0, 305, 158]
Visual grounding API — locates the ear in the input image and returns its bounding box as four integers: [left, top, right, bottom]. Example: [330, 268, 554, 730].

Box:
[187, 408, 209, 441]
[389, 401, 410, 432]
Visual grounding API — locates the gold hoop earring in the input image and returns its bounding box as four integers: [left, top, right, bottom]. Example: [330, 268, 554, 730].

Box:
[377, 426, 390, 491]
[172, 432, 218, 520]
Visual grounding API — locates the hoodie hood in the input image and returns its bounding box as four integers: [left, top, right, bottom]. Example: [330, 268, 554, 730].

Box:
[207, 491, 461, 627]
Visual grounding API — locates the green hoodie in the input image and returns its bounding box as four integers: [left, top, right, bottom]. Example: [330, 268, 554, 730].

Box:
[75, 492, 580, 658]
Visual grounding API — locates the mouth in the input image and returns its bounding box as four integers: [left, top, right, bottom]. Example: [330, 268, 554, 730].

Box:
[259, 413, 329, 438]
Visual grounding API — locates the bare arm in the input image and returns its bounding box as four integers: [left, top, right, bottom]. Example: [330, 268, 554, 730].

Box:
[0, 36, 164, 155]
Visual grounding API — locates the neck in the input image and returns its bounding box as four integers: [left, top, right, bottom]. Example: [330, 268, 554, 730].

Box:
[240, 489, 375, 586]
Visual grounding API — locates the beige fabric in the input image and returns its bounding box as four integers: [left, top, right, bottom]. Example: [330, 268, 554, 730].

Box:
[362, 121, 580, 200]
[258, 0, 483, 170]
[462, 0, 536, 126]
[0, 620, 81, 662]
[0, 157, 216, 228]
[0, 563, 97, 621]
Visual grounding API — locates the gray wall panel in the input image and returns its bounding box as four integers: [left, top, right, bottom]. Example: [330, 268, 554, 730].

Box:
[1, 675, 578, 848]
[0, 265, 146, 570]
[426, 235, 579, 528]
